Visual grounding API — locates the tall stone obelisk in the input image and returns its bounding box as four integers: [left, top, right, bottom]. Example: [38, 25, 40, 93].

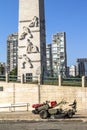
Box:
[18, 0, 46, 81]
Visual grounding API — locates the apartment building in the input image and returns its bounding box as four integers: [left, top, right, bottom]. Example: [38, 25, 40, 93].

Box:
[76, 58, 87, 76]
[7, 33, 18, 72]
[52, 32, 67, 77]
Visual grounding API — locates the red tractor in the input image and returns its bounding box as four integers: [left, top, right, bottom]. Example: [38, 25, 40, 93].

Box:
[32, 100, 77, 119]
[32, 100, 57, 114]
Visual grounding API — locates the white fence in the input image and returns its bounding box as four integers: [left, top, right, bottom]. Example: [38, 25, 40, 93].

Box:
[0, 103, 30, 112]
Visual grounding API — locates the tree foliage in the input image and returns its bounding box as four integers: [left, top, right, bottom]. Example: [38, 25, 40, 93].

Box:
[0, 64, 5, 75]
[9, 67, 17, 75]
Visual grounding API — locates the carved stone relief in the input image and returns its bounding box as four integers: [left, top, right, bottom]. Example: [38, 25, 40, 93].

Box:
[19, 26, 33, 40]
[29, 16, 39, 27]
[19, 16, 39, 69]
[26, 39, 39, 54]
[21, 54, 33, 69]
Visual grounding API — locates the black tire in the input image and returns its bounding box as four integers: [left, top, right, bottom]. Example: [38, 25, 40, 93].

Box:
[39, 110, 48, 119]
[32, 109, 39, 114]
[67, 110, 73, 118]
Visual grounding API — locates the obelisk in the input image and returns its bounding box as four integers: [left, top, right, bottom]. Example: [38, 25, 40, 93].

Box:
[18, 0, 46, 82]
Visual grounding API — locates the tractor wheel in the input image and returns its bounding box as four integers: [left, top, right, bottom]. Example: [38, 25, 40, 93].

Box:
[67, 110, 73, 118]
[32, 110, 39, 114]
[39, 110, 48, 119]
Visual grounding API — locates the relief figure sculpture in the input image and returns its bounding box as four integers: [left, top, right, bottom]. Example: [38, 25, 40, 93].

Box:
[22, 54, 33, 69]
[19, 26, 33, 40]
[29, 16, 39, 27]
[26, 39, 39, 53]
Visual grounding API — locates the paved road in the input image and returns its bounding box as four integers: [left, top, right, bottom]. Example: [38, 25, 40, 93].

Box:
[0, 120, 87, 130]
[0, 110, 87, 130]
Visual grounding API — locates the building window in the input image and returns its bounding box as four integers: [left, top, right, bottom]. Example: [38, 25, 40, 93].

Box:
[26, 73, 32, 82]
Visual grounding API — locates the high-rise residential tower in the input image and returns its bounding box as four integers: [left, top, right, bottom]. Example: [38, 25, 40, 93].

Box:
[18, 0, 46, 81]
[76, 58, 87, 76]
[52, 32, 67, 77]
[7, 33, 18, 73]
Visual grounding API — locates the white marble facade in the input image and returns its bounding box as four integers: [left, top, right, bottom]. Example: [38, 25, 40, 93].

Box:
[18, 0, 46, 80]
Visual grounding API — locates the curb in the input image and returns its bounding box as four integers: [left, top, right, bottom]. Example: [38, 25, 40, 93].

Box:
[0, 118, 87, 123]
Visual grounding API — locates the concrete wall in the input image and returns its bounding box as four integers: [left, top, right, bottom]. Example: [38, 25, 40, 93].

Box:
[0, 82, 87, 111]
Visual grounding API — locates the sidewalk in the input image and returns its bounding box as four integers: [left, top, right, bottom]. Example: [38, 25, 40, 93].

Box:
[74, 110, 87, 122]
[0, 111, 87, 122]
[0, 111, 40, 121]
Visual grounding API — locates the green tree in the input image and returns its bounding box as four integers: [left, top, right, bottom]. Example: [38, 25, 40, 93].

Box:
[9, 67, 17, 75]
[0, 64, 5, 75]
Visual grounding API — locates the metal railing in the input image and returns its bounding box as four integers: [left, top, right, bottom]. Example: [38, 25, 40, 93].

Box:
[43, 77, 58, 85]
[43, 76, 82, 86]
[0, 103, 30, 112]
[0, 74, 38, 84]
[0, 74, 86, 87]
[8, 75, 18, 82]
[62, 77, 82, 87]
[0, 75, 6, 81]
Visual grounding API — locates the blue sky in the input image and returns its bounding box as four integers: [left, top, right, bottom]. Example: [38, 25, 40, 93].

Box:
[0, 0, 87, 66]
